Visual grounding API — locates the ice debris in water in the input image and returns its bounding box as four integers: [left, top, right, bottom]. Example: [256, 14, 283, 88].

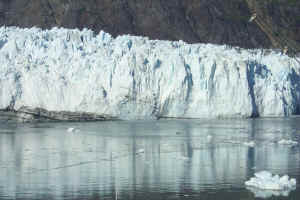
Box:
[277, 139, 298, 146]
[67, 127, 79, 132]
[67, 128, 75, 132]
[245, 171, 296, 191]
[136, 149, 145, 154]
[243, 141, 255, 147]
[206, 135, 212, 141]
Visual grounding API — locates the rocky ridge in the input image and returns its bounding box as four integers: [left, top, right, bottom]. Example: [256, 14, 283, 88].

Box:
[0, 0, 299, 52]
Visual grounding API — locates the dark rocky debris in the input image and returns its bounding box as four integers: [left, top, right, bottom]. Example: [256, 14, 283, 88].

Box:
[0, 0, 299, 50]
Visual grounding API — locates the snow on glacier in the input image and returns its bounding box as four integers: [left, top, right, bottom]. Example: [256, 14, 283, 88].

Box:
[0, 26, 300, 119]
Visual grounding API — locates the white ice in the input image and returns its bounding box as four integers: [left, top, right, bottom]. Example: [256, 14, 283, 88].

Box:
[67, 128, 75, 132]
[136, 149, 145, 154]
[67, 127, 79, 132]
[244, 141, 255, 147]
[0, 26, 300, 119]
[245, 171, 296, 191]
[277, 139, 298, 146]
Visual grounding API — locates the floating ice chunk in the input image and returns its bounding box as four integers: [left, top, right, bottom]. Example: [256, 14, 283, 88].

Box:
[245, 171, 296, 191]
[277, 139, 298, 146]
[67, 127, 75, 132]
[206, 135, 212, 141]
[136, 149, 145, 154]
[67, 127, 80, 132]
[244, 141, 255, 147]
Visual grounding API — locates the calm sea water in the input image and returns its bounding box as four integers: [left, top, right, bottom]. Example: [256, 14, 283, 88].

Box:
[0, 116, 300, 200]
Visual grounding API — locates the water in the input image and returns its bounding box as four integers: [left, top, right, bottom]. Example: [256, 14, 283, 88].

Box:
[0, 117, 300, 200]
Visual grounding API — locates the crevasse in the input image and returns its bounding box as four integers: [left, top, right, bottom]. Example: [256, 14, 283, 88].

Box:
[0, 26, 299, 119]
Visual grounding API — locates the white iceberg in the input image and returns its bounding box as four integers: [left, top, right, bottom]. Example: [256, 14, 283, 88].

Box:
[277, 139, 298, 146]
[136, 148, 145, 154]
[67, 127, 80, 132]
[243, 141, 255, 147]
[67, 127, 75, 132]
[245, 171, 296, 191]
[0, 26, 300, 120]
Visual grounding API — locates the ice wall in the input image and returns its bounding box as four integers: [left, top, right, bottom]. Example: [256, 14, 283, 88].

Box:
[0, 26, 299, 119]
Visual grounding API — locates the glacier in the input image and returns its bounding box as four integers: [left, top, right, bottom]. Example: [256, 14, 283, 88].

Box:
[0, 26, 300, 120]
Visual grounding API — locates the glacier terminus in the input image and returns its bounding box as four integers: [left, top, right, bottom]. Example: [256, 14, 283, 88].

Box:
[0, 26, 299, 121]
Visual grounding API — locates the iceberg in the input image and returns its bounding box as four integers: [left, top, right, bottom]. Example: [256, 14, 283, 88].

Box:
[67, 127, 80, 133]
[0, 26, 300, 120]
[277, 139, 298, 146]
[245, 171, 296, 191]
[243, 141, 255, 147]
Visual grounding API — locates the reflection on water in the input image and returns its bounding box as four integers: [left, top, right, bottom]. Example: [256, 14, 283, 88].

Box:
[0, 118, 300, 200]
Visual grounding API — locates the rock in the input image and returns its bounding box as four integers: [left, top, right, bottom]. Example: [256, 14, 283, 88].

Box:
[0, 0, 299, 50]
[15, 106, 118, 122]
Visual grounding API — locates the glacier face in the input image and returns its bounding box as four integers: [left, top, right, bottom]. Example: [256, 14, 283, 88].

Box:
[0, 26, 299, 120]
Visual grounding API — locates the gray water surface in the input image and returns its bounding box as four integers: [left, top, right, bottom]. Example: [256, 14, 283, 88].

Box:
[0, 117, 300, 200]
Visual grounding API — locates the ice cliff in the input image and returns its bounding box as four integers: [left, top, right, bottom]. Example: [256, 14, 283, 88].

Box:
[0, 26, 299, 120]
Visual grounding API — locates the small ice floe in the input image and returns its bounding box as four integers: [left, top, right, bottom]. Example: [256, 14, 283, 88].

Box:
[67, 127, 75, 132]
[67, 127, 80, 133]
[277, 139, 298, 146]
[136, 149, 145, 155]
[244, 141, 255, 147]
[206, 135, 212, 141]
[245, 171, 296, 191]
